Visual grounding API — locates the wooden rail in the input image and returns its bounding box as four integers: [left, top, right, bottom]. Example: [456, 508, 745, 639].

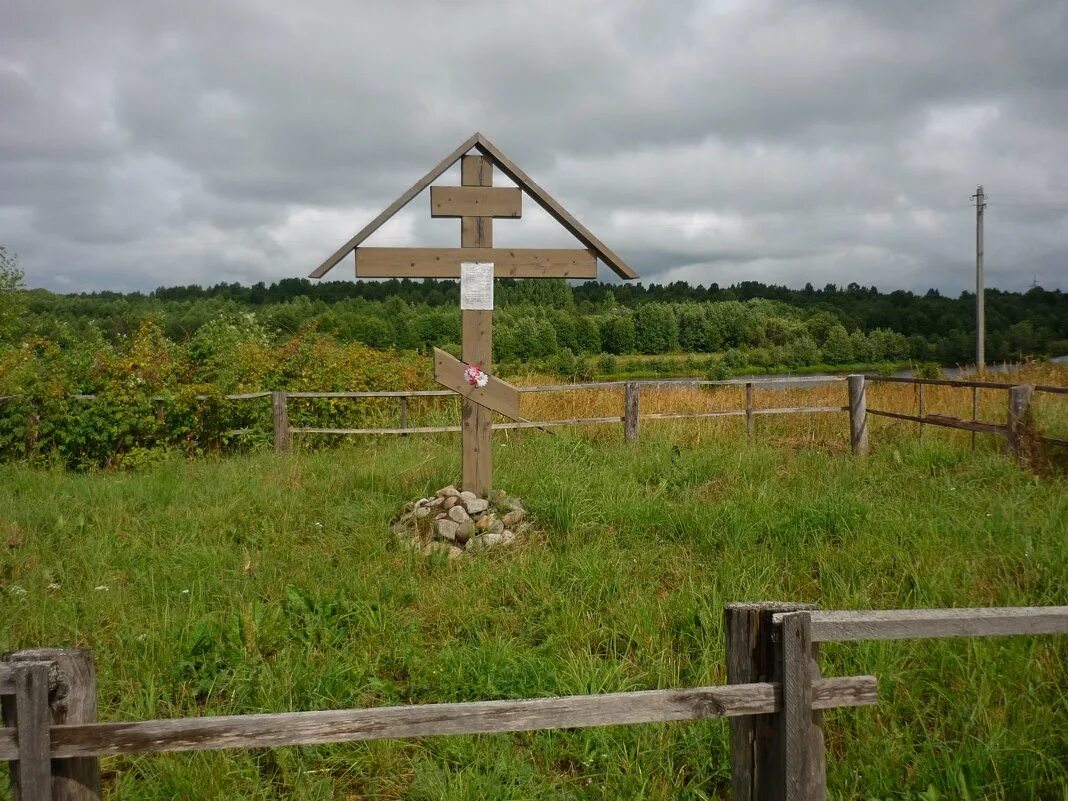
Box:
[860, 374, 1067, 456]
[0, 677, 876, 762]
[800, 606, 1068, 642]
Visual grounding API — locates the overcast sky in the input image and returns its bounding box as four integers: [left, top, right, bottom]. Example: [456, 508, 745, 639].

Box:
[3, 0, 1067, 295]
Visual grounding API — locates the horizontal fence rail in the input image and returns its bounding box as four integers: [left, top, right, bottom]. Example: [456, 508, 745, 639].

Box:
[0, 677, 878, 761]
[798, 606, 1068, 642]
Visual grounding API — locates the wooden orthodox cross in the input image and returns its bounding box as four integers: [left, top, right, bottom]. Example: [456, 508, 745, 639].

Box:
[311, 133, 637, 494]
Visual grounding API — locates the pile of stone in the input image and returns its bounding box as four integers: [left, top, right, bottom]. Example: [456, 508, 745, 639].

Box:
[391, 485, 529, 558]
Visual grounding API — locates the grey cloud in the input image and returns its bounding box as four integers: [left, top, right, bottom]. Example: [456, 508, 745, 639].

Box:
[1, 0, 1066, 293]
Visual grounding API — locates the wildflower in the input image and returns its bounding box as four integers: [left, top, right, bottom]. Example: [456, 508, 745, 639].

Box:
[181, 589, 190, 595]
[47, 582, 61, 590]
[9, 585, 27, 596]
[94, 585, 109, 592]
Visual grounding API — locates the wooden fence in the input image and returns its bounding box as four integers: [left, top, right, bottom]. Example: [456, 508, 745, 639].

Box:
[2, 602, 1065, 800]
[859, 374, 1068, 455]
[3, 374, 1065, 461]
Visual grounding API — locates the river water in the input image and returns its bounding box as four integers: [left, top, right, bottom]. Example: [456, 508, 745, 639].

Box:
[724, 354, 1067, 390]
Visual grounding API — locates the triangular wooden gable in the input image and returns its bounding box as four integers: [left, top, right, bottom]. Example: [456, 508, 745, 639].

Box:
[309, 132, 637, 280]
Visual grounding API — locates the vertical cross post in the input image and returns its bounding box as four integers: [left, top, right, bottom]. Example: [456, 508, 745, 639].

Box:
[460, 155, 493, 494]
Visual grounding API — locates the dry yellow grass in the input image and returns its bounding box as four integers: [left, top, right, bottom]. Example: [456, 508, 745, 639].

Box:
[502, 363, 1068, 456]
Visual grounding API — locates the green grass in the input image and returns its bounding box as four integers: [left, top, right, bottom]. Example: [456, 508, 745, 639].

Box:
[1, 433, 1066, 799]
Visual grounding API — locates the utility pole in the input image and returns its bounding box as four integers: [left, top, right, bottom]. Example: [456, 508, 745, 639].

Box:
[971, 184, 986, 370]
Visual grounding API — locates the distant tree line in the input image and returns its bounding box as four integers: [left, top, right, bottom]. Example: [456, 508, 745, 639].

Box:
[19, 275, 1067, 375]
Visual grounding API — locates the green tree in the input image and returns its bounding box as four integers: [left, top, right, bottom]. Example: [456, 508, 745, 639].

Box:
[600, 314, 636, 354]
[0, 247, 27, 342]
[634, 303, 679, 354]
[821, 324, 854, 365]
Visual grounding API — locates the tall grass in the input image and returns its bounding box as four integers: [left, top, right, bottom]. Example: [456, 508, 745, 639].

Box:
[1, 428, 1065, 799]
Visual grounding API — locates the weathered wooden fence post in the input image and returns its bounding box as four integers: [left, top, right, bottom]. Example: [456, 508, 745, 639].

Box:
[399, 396, 409, 436]
[725, 602, 823, 801]
[3, 649, 101, 801]
[272, 391, 292, 453]
[917, 383, 925, 441]
[1006, 384, 1033, 461]
[847, 375, 868, 455]
[624, 381, 640, 443]
[2, 662, 51, 801]
[746, 381, 755, 436]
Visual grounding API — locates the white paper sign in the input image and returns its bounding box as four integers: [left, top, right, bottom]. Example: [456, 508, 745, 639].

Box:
[460, 262, 494, 310]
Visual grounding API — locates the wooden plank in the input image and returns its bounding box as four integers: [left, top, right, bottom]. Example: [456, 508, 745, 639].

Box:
[1034, 383, 1068, 395]
[286, 390, 453, 398]
[867, 408, 1005, 435]
[779, 612, 826, 801]
[430, 186, 521, 218]
[291, 417, 624, 436]
[0, 678, 876, 760]
[643, 411, 746, 421]
[753, 406, 847, 416]
[434, 348, 519, 421]
[310, 132, 480, 278]
[460, 155, 494, 495]
[473, 133, 637, 279]
[354, 247, 597, 278]
[293, 426, 462, 435]
[806, 607, 1068, 643]
[4, 663, 51, 801]
[864, 374, 1016, 391]
[746, 382, 754, 436]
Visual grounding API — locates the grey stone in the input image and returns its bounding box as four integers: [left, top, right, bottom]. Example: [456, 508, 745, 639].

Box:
[475, 513, 495, 531]
[448, 505, 471, 524]
[465, 498, 489, 515]
[435, 519, 459, 541]
[490, 518, 505, 536]
[436, 485, 460, 498]
[500, 530, 517, 545]
[459, 490, 478, 502]
[502, 509, 524, 527]
[443, 495, 459, 510]
[415, 506, 432, 519]
[455, 520, 475, 544]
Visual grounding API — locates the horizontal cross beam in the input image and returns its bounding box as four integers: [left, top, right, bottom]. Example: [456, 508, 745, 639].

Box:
[431, 186, 521, 218]
[354, 247, 597, 278]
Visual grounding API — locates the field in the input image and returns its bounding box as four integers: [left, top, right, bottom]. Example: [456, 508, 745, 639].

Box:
[2, 405, 1067, 799]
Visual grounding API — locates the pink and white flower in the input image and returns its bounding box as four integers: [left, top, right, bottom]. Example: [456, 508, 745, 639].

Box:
[465, 363, 489, 388]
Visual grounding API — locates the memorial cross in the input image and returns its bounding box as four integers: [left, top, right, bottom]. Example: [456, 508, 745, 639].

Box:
[310, 133, 637, 493]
